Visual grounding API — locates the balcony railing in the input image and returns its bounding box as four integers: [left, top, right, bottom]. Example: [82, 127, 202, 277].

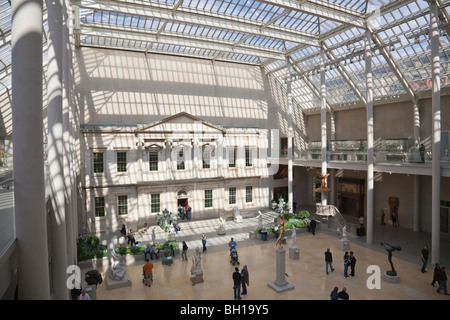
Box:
[297, 138, 450, 164]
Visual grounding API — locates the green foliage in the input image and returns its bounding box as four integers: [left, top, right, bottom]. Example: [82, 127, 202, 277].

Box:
[285, 218, 307, 229]
[298, 210, 310, 219]
[116, 246, 128, 256]
[129, 245, 144, 255]
[156, 242, 178, 249]
[77, 235, 107, 262]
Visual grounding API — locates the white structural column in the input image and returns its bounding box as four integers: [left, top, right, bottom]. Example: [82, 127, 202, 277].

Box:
[428, 0, 441, 265]
[48, 0, 69, 299]
[287, 58, 293, 213]
[12, 0, 50, 299]
[413, 103, 421, 232]
[365, 29, 374, 244]
[320, 47, 327, 206]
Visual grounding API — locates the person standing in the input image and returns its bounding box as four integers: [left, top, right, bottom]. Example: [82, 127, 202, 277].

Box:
[330, 287, 339, 300]
[310, 218, 317, 235]
[143, 259, 154, 287]
[241, 265, 249, 295]
[380, 209, 386, 226]
[181, 241, 188, 261]
[419, 143, 425, 163]
[349, 251, 357, 277]
[79, 288, 90, 300]
[421, 245, 429, 273]
[343, 251, 350, 278]
[432, 263, 441, 287]
[391, 212, 397, 227]
[233, 267, 242, 300]
[325, 248, 335, 274]
[186, 206, 192, 221]
[437, 266, 448, 295]
[201, 233, 207, 252]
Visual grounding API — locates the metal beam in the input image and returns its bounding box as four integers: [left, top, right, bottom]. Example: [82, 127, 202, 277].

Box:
[73, 0, 320, 47]
[256, 0, 365, 28]
[75, 26, 286, 60]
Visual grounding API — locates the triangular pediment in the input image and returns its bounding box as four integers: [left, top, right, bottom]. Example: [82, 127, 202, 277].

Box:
[136, 112, 225, 134]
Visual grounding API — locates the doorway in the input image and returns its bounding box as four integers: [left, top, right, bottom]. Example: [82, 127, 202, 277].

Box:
[178, 198, 187, 208]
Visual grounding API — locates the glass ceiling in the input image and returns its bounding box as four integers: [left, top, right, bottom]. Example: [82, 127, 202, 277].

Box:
[1, 0, 450, 113]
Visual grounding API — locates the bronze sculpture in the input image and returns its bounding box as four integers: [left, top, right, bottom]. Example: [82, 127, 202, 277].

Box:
[381, 242, 402, 276]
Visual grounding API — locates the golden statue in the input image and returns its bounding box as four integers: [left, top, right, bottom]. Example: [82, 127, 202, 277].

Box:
[275, 215, 286, 248]
[315, 171, 332, 193]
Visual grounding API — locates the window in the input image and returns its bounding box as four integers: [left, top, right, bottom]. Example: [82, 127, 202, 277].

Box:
[151, 194, 160, 213]
[202, 145, 213, 169]
[246, 186, 253, 203]
[94, 196, 105, 217]
[93, 152, 104, 173]
[245, 148, 252, 167]
[229, 187, 236, 205]
[149, 151, 159, 171]
[117, 152, 127, 172]
[228, 148, 236, 168]
[205, 190, 213, 208]
[177, 150, 185, 170]
[118, 195, 128, 215]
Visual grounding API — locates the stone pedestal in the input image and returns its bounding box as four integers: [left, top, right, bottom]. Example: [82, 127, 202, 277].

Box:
[217, 226, 226, 235]
[338, 238, 350, 251]
[105, 269, 132, 290]
[268, 247, 294, 292]
[383, 271, 400, 283]
[289, 246, 300, 260]
[190, 273, 204, 286]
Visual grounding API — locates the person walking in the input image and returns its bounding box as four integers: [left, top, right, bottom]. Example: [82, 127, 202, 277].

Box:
[143, 259, 154, 287]
[241, 265, 249, 295]
[233, 267, 242, 300]
[201, 233, 207, 252]
[343, 251, 350, 278]
[349, 251, 357, 277]
[420, 245, 429, 273]
[325, 248, 335, 274]
[181, 241, 188, 261]
[437, 266, 448, 295]
[432, 263, 441, 287]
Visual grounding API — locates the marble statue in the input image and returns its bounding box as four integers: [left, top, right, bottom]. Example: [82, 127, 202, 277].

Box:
[257, 211, 263, 229]
[107, 236, 126, 280]
[217, 217, 226, 235]
[234, 206, 242, 223]
[291, 226, 297, 248]
[190, 246, 203, 276]
[342, 226, 348, 239]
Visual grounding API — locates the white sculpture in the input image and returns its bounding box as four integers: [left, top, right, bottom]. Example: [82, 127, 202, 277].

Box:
[291, 226, 297, 248]
[190, 246, 203, 276]
[342, 226, 348, 240]
[257, 211, 263, 228]
[152, 227, 156, 244]
[234, 206, 242, 223]
[217, 216, 226, 235]
[107, 236, 127, 280]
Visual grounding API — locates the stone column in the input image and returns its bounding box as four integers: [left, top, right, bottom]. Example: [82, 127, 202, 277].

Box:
[365, 28, 374, 244]
[320, 47, 328, 206]
[428, 0, 441, 264]
[48, 0, 69, 299]
[287, 58, 293, 212]
[12, 0, 50, 299]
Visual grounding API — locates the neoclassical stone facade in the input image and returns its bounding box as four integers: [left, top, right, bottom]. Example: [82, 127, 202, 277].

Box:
[80, 112, 275, 234]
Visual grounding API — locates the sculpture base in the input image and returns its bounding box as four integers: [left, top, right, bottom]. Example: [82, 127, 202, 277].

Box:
[314, 187, 332, 193]
[338, 238, 350, 251]
[289, 246, 300, 260]
[105, 269, 132, 290]
[268, 247, 294, 293]
[217, 226, 226, 235]
[234, 216, 243, 223]
[383, 271, 400, 283]
[190, 273, 204, 286]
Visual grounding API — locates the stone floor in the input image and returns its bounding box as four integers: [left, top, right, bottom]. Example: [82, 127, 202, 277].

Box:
[82, 211, 450, 301]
